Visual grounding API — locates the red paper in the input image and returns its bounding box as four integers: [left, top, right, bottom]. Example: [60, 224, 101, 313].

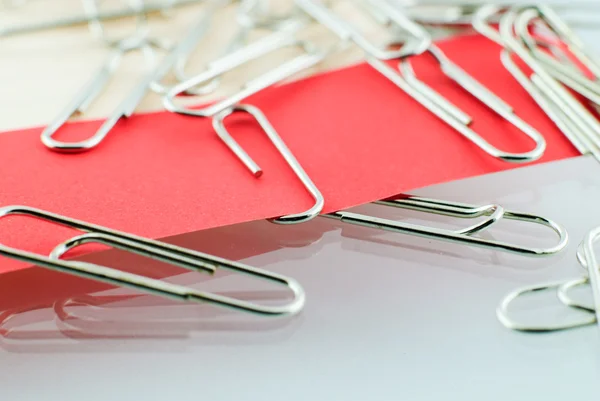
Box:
[0, 34, 579, 278]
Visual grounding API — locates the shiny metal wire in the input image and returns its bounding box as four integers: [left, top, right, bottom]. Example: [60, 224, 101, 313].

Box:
[40, 36, 169, 153]
[212, 104, 325, 224]
[324, 195, 568, 257]
[497, 226, 600, 332]
[397, 43, 546, 162]
[163, 18, 331, 224]
[496, 6, 600, 163]
[0, 206, 305, 317]
[0, 0, 204, 37]
[296, 0, 546, 163]
[41, 0, 227, 152]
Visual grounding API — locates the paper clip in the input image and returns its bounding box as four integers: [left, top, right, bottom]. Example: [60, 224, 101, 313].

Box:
[40, 0, 229, 152]
[514, 6, 600, 105]
[212, 104, 324, 224]
[0, 0, 203, 38]
[167, 0, 303, 96]
[473, 6, 590, 157]
[0, 206, 305, 317]
[397, 44, 546, 162]
[497, 226, 600, 332]
[164, 23, 333, 224]
[40, 36, 169, 153]
[494, 6, 600, 163]
[324, 195, 568, 257]
[295, 0, 546, 163]
[163, 21, 326, 117]
[82, 0, 151, 45]
[399, 1, 600, 31]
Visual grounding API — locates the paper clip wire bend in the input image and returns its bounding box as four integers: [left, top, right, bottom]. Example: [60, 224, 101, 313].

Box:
[0, 206, 305, 317]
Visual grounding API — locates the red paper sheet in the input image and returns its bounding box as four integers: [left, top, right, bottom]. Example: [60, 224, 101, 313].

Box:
[0, 34, 579, 279]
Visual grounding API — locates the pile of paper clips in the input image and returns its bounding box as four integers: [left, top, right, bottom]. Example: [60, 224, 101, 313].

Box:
[2, 0, 600, 335]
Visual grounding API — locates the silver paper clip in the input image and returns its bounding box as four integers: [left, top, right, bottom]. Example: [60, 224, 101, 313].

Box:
[0, 206, 305, 317]
[40, 36, 170, 153]
[497, 226, 600, 332]
[164, 21, 335, 224]
[40, 0, 229, 152]
[324, 195, 568, 257]
[0, 0, 205, 38]
[492, 6, 600, 163]
[397, 43, 546, 162]
[396, 1, 600, 31]
[295, 0, 546, 163]
[514, 5, 600, 106]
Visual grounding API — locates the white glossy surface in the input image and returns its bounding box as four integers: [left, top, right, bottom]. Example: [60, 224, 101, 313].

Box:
[1, 155, 600, 400]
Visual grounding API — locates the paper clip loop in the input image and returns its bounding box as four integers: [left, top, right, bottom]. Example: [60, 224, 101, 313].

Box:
[0, 206, 305, 317]
[497, 226, 600, 332]
[324, 195, 568, 257]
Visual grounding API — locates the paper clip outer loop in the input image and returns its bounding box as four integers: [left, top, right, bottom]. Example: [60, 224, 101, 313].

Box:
[0, 206, 305, 317]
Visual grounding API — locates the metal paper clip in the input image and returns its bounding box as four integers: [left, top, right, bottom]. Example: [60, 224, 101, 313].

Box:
[473, 5, 593, 157]
[168, 0, 301, 96]
[515, 6, 600, 106]
[163, 21, 326, 117]
[296, 0, 431, 60]
[496, 6, 600, 163]
[82, 0, 151, 45]
[150, 0, 234, 96]
[163, 24, 332, 224]
[0, 0, 204, 37]
[497, 226, 600, 332]
[0, 206, 305, 317]
[324, 195, 567, 257]
[397, 1, 600, 30]
[213, 104, 324, 224]
[397, 44, 546, 162]
[296, 0, 546, 163]
[40, 36, 169, 153]
[41, 0, 231, 152]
